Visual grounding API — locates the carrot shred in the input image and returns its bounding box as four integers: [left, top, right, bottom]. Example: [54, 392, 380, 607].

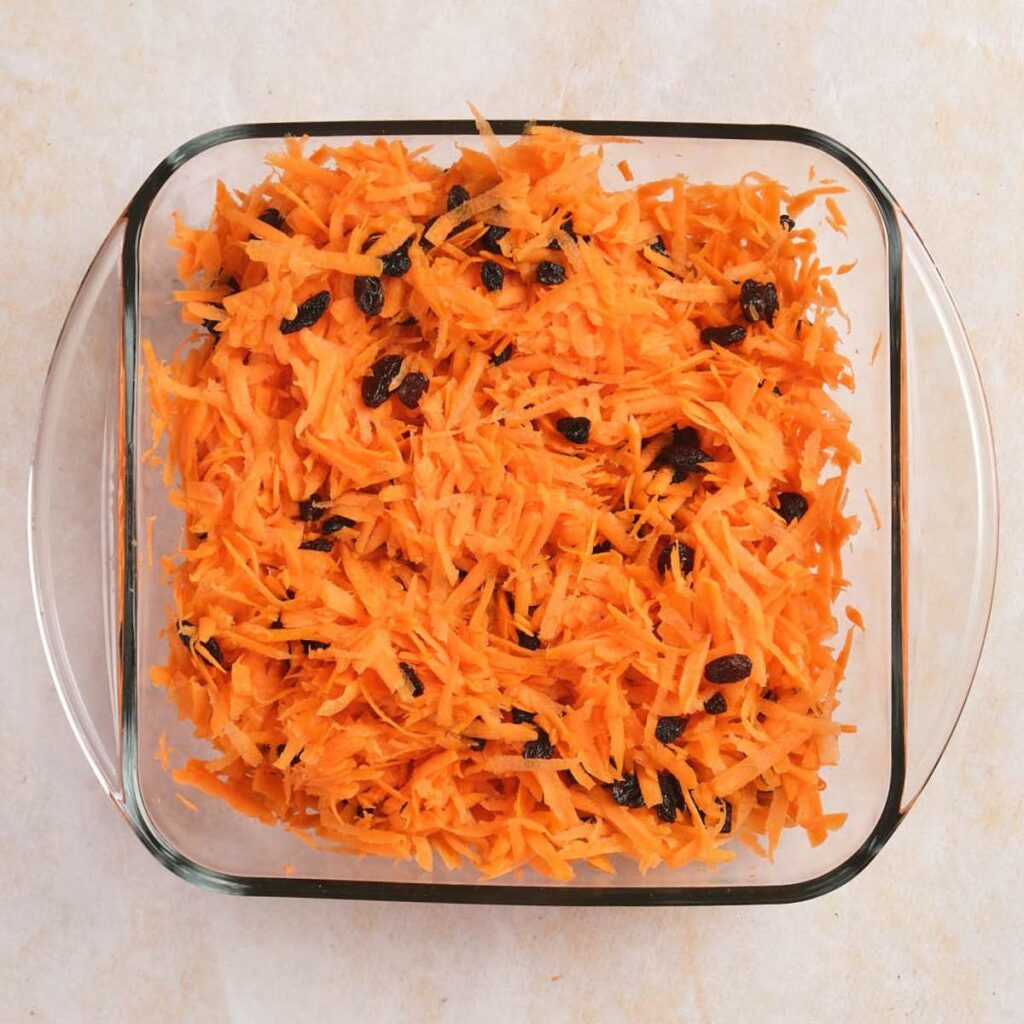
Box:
[147, 116, 861, 880]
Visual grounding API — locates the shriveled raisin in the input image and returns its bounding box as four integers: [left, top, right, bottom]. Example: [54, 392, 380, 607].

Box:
[650, 235, 668, 256]
[362, 354, 403, 408]
[655, 715, 686, 744]
[780, 214, 796, 231]
[516, 629, 541, 651]
[280, 290, 331, 334]
[297, 496, 327, 521]
[269, 618, 284, 630]
[656, 541, 695, 577]
[717, 797, 733, 834]
[655, 770, 684, 822]
[703, 692, 727, 715]
[739, 279, 779, 327]
[468, 736, 486, 752]
[301, 639, 330, 654]
[536, 260, 566, 286]
[200, 638, 224, 666]
[776, 491, 809, 523]
[481, 260, 504, 292]
[511, 708, 537, 724]
[299, 538, 333, 552]
[321, 515, 356, 534]
[354, 275, 384, 316]
[651, 427, 712, 483]
[479, 224, 509, 254]
[381, 237, 413, 277]
[592, 539, 613, 554]
[258, 208, 285, 231]
[610, 772, 644, 808]
[555, 416, 590, 444]
[490, 343, 514, 365]
[176, 619, 194, 649]
[447, 184, 470, 211]
[547, 215, 577, 249]
[704, 654, 753, 683]
[399, 661, 425, 697]
[418, 216, 438, 250]
[523, 727, 554, 759]
[700, 324, 747, 347]
[396, 371, 429, 409]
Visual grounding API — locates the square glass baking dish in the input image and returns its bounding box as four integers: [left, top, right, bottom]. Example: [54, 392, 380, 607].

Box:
[29, 120, 997, 904]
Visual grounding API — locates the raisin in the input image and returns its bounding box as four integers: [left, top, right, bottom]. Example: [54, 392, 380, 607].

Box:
[704, 654, 753, 683]
[202, 318, 220, 339]
[703, 692, 727, 715]
[610, 773, 644, 808]
[362, 354, 403, 408]
[224, 276, 240, 293]
[381, 238, 413, 278]
[490, 343, 514, 366]
[555, 416, 590, 444]
[354, 275, 384, 316]
[779, 214, 796, 231]
[717, 797, 733, 834]
[200, 638, 223, 666]
[700, 324, 747, 347]
[285, 587, 297, 600]
[258, 208, 285, 231]
[479, 224, 509, 254]
[321, 515, 356, 534]
[739, 279, 779, 327]
[398, 316, 418, 327]
[763, 689, 778, 702]
[655, 715, 686, 744]
[301, 639, 330, 654]
[536, 260, 565, 286]
[269, 618, 284, 630]
[651, 427, 712, 483]
[176, 619, 193, 649]
[592, 539, 613, 554]
[195, 533, 208, 541]
[399, 661, 425, 697]
[516, 629, 541, 651]
[468, 736, 486, 752]
[481, 260, 504, 292]
[511, 708, 536, 724]
[396, 371, 429, 409]
[447, 184, 470, 211]
[297, 496, 327, 521]
[280, 290, 331, 334]
[354, 804, 376, 819]
[655, 770, 684, 822]
[776, 491, 808, 523]
[656, 541, 695, 576]
[299, 538, 333, 552]
[523, 727, 554, 759]
[547, 215, 577, 249]
[418, 217, 438, 250]
[650, 235, 668, 256]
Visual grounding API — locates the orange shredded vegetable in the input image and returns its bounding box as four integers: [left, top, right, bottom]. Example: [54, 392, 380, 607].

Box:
[145, 118, 860, 880]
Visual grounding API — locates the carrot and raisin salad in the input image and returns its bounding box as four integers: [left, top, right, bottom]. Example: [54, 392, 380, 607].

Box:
[145, 116, 859, 880]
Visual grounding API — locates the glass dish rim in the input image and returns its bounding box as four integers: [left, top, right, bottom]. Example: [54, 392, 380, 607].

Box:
[118, 119, 905, 905]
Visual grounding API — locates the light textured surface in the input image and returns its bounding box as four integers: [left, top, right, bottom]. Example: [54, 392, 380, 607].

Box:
[1, 2, 1021, 1021]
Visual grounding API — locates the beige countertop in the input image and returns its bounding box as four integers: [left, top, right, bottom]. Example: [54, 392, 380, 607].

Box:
[2, 2, 1021, 1021]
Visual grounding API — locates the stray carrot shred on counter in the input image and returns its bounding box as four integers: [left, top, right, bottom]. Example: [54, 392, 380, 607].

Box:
[144, 116, 861, 881]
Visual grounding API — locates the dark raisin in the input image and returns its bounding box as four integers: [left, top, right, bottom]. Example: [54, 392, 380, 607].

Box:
[704, 654, 753, 684]
[381, 238, 413, 277]
[780, 214, 795, 231]
[399, 661, 425, 697]
[703, 692, 727, 715]
[547, 215, 577, 249]
[651, 428, 712, 483]
[523, 727, 553, 759]
[396, 371, 429, 409]
[516, 629, 541, 651]
[655, 715, 686, 744]
[655, 770, 684, 823]
[321, 514, 356, 534]
[195, 533, 208, 541]
[717, 797, 733, 834]
[299, 538, 333, 552]
[776, 491, 809, 523]
[650, 235, 668, 256]
[202, 318, 220, 339]
[656, 541, 695, 576]
[224, 276, 240, 293]
[481, 260, 504, 292]
[610, 772, 644, 808]
[511, 707, 537, 724]
[258, 208, 285, 231]
[479, 224, 509, 254]
[280, 290, 331, 334]
[536, 260, 566, 286]
[301, 639, 330, 654]
[354, 276, 384, 316]
[362, 354, 403, 408]
[176, 619, 193, 649]
[354, 804, 375, 819]
[700, 324, 747, 347]
[200, 638, 223, 666]
[447, 184, 470, 211]
[398, 316, 418, 327]
[763, 689, 778, 702]
[468, 736, 486, 752]
[285, 587, 297, 600]
[592, 539, 613, 554]
[555, 416, 590, 444]
[418, 217, 438, 250]
[739, 279, 779, 327]
[270, 618, 284, 630]
[490, 343, 514, 366]
[297, 496, 327, 521]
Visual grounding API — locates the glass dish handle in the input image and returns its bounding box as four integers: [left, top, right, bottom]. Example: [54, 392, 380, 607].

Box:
[28, 223, 126, 803]
[900, 211, 998, 811]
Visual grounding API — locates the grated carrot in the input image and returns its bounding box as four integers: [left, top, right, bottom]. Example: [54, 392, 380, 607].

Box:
[617, 159, 634, 182]
[865, 488, 882, 531]
[145, 116, 860, 881]
[174, 793, 198, 812]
